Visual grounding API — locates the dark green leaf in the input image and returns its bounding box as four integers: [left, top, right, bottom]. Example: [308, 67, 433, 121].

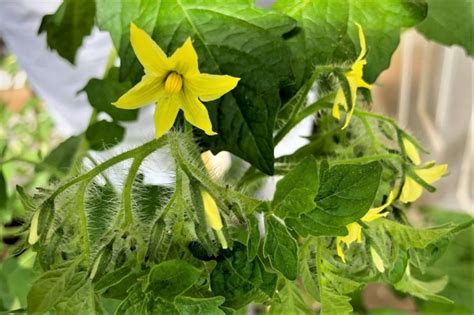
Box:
[417, 0, 473, 56]
[82, 68, 138, 122]
[274, 0, 428, 83]
[174, 296, 225, 315]
[85, 120, 125, 151]
[272, 157, 319, 218]
[286, 214, 348, 237]
[146, 260, 201, 300]
[247, 214, 260, 261]
[96, 0, 299, 174]
[263, 216, 298, 280]
[40, 136, 81, 173]
[210, 243, 277, 309]
[0, 170, 7, 210]
[313, 161, 382, 226]
[38, 0, 95, 64]
[94, 265, 132, 291]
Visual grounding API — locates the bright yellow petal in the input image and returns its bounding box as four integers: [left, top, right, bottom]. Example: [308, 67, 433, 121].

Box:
[113, 75, 162, 109]
[355, 22, 367, 62]
[340, 222, 362, 246]
[130, 23, 170, 77]
[403, 138, 421, 165]
[153, 96, 180, 138]
[332, 88, 345, 120]
[363, 191, 395, 222]
[185, 73, 240, 102]
[201, 190, 223, 230]
[400, 175, 423, 203]
[180, 91, 216, 136]
[336, 239, 346, 263]
[169, 38, 199, 75]
[416, 163, 448, 185]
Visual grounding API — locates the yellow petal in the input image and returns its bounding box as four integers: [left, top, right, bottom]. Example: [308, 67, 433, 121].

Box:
[355, 22, 367, 62]
[180, 91, 216, 136]
[130, 23, 170, 77]
[28, 210, 40, 245]
[332, 88, 345, 120]
[400, 175, 423, 203]
[185, 73, 240, 102]
[113, 75, 162, 109]
[337, 239, 346, 263]
[403, 138, 421, 165]
[363, 191, 395, 222]
[154, 96, 180, 138]
[370, 246, 385, 273]
[201, 190, 223, 230]
[416, 163, 447, 184]
[169, 38, 199, 75]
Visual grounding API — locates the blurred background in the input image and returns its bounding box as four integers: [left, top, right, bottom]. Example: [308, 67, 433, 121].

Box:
[0, 0, 472, 314]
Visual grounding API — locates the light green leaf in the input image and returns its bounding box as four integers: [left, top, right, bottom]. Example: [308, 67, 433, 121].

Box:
[269, 280, 312, 315]
[313, 161, 382, 226]
[394, 269, 451, 303]
[146, 260, 201, 300]
[417, 0, 473, 56]
[0, 169, 6, 210]
[96, 0, 299, 174]
[274, 0, 428, 83]
[272, 157, 319, 218]
[264, 216, 299, 280]
[38, 0, 95, 64]
[174, 296, 225, 315]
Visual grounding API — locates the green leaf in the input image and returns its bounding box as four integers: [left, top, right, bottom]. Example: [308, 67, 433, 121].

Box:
[313, 238, 363, 315]
[269, 280, 312, 315]
[96, 0, 299, 174]
[38, 0, 96, 64]
[94, 265, 132, 292]
[174, 296, 225, 315]
[247, 214, 260, 261]
[210, 243, 277, 309]
[274, 0, 428, 83]
[82, 68, 138, 122]
[287, 214, 348, 237]
[312, 161, 382, 226]
[417, 0, 473, 56]
[394, 270, 451, 303]
[27, 262, 77, 314]
[55, 278, 97, 315]
[263, 216, 298, 280]
[272, 157, 319, 218]
[85, 120, 125, 151]
[146, 260, 201, 300]
[40, 135, 81, 173]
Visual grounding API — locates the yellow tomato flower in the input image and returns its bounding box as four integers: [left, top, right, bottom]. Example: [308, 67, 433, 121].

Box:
[113, 23, 240, 138]
[332, 23, 372, 129]
[400, 162, 447, 203]
[201, 190, 228, 249]
[403, 138, 421, 165]
[336, 191, 395, 262]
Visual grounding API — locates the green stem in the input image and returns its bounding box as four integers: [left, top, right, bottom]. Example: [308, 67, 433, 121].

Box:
[76, 181, 91, 261]
[328, 153, 402, 165]
[46, 138, 166, 202]
[122, 153, 147, 227]
[359, 115, 380, 152]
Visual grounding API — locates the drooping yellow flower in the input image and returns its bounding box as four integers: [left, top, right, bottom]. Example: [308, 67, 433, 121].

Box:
[201, 190, 228, 249]
[403, 138, 421, 165]
[400, 162, 447, 203]
[332, 23, 372, 129]
[336, 191, 394, 262]
[113, 23, 240, 138]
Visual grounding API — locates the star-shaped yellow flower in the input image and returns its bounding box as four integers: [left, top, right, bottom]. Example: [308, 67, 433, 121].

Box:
[332, 23, 372, 129]
[336, 191, 394, 262]
[400, 138, 447, 203]
[113, 23, 240, 138]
